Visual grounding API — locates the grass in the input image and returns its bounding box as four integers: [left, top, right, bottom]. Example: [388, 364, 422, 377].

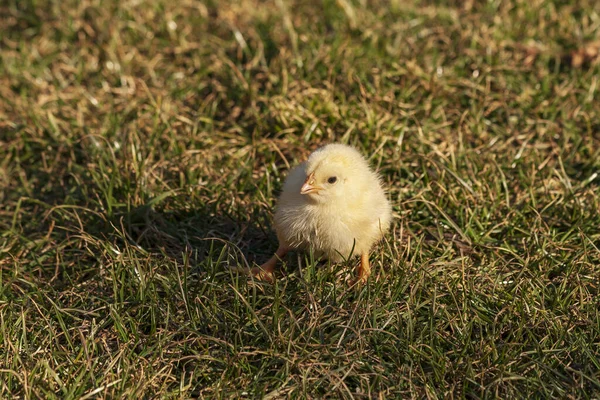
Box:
[1, 0, 600, 398]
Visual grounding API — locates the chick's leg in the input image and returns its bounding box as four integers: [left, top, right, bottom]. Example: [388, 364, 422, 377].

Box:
[251, 246, 288, 283]
[353, 252, 371, 285]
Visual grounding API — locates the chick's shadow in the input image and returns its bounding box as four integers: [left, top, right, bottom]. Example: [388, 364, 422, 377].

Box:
[124, 204, 279, 275]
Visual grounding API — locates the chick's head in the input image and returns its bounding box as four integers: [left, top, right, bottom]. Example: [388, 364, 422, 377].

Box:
[299, 144, 373, 203]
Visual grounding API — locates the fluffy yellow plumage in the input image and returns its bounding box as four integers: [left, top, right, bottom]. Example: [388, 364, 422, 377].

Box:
[252, 143, 392, 284]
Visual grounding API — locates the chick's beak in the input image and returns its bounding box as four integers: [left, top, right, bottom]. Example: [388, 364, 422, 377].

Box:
[300, 173, 321, 195]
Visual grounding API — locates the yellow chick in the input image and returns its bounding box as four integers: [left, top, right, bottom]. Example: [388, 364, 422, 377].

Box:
[252, 143, 392, 284]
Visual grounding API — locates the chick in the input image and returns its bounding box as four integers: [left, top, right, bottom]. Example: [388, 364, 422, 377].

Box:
[252, 143, 392, 284]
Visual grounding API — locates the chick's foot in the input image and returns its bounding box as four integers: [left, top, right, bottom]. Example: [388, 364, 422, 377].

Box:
[250, 266, 275, 283]
[350, 252, 372, 286]
[249, 246, 288, 284]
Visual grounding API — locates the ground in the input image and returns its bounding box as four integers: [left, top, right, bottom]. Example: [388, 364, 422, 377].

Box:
[1, 0, 599, 398]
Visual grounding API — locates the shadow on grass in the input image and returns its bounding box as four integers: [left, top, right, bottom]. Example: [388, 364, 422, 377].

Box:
[4, 189, 279, 291]
[119, 204, 279, 271]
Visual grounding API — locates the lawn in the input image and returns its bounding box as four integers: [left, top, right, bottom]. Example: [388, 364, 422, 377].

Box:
[1, 0, 600, 398]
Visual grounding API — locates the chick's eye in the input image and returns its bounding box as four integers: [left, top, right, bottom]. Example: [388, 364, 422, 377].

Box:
[327, 176, 337, 184]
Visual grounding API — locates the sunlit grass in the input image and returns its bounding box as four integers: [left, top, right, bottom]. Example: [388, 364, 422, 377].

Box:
[1, 0, 599, 398]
